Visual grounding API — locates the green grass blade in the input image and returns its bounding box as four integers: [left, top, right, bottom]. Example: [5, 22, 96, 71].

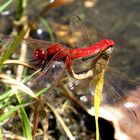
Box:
[15, 0, 23, 20]
[0, 0, 14, 12]
[0, 127, 2, 140]
[0, 90, 14, 102]
[0, 87, 49, 122]
[17, 96, 32, 140]
[0, 105, 21, 122]
[40, 18, 55, 42]
[0, 99, 13, 110]
[20, 107, 32, 140]
[0, 28, 29, 67]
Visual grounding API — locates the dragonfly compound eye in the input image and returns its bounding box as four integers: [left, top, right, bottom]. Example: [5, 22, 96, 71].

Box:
[106, 47, 113, 54]
[34, 48, 46, 61]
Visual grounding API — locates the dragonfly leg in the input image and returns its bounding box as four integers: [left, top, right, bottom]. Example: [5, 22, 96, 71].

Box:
[65, 55, 72, 70]
[65, 55, 94, 79]
[68, 65, 93, 80]
[65, 53, 110, 80]
[41, 56, 48, 71]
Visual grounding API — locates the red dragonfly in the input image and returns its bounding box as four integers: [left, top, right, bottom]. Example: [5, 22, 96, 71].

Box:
[31, 16, 114, 81]
[33, 37, 114, 74]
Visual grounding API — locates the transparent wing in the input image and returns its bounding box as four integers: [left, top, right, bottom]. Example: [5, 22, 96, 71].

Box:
[61, 75, 93, 109]
[0, 34, 15, 46]
[30, 61, 65, 92]
[0, 33, 53, 50]
[0, 33, 55, 61]
[61, 61, 139, 127]
[70, 15, 92, 48]
[24, 37, 53, 50]
[89, 68, 139, 127]
[70, 16, 102, 74]
[0, 33, 66, 94]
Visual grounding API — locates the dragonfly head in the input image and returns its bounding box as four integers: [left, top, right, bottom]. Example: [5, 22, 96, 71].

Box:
[106, 46, 114, 54]
[105, 39, 115, 54]
[34, 48, 46, 61]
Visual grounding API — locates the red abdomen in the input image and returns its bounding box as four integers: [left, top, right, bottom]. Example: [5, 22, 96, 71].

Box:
[70, 39, 115, 59]
[99, 39, 115, 48]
